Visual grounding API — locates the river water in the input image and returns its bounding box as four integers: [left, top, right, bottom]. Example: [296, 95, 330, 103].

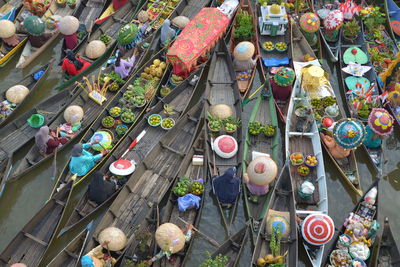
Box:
[0, 34, 399, 267]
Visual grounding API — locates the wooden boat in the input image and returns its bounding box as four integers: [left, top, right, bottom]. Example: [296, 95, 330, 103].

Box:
[251, 164, 298, 267]
[204, 40, 242, 235]
[339, 43, 384, 180]
[46, 221, 93, 267]
[384, 0, 400, 44]
[0, 181, 73, 266]
[374, 217, 400, 266]
[79, 101, 204, 263]
[58, 0, 112, 63]
[310, 0, 341, 62]
[0, 86, 81, 196]
[57, 65, 206, 237]
[15, 0, 85, 69]
[293, 18, 362, 196]
[255, 2, 292, 121]
[122, 128, 206, 266]
[0, 0, 22, 21]
[287, 27, 329, 265]
[49, 49, 171, 197]
[229, 0, 259, 98]
[0, 61, 52, 129]
[209, 224, 249, 267]
[322, 181, 379, 266]
[242, 61, 281, 244]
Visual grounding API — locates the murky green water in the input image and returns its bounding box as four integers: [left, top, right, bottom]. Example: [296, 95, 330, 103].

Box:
[0, 31, 399, 267]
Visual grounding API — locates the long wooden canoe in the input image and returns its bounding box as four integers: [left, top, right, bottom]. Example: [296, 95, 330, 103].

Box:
[0, 181, 73, 266]
[256, 3, 292, 122]
[251, 163, 298, 267]
[339, 43, 383, 183]
[205, 40, 242, 235]
[0, 86, 81, 196]
[242, 61, 281, 245]
[310, 0, 341, 62]
[384, 0, 400, 44]
[49, 48, 170, 197]
[374, 217, 400, 266]
[123, 128, 206, 266]
[322, 180, 379, 266]
[229, 0, 259, 99]
[57, 65, 206, 237]
[46, 221, 93, 267]
[209, 223, 249, 267]
[79, 101, 204, 263]
[285, 75, 328, 267]
[58, 0, 112, 63]
[0, 61, 52, 129]
[15, 0, 86, 68]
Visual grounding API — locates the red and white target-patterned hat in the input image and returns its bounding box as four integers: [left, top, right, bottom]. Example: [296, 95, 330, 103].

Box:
[301, 214, 334, 246]
[109, 159, 136, 176]
[213, 135, 238, 159]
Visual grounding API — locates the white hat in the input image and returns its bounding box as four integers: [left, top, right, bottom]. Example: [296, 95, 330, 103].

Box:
[109, 159, 135, 176]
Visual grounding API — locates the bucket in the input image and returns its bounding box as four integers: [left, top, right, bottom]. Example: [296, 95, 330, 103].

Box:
[27, 114, 45, 128]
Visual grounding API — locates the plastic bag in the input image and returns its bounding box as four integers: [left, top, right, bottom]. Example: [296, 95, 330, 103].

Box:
[178, 193, 201, 212]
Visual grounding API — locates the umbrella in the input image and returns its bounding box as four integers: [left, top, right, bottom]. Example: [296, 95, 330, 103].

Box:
[0, 20, 16, 38]
[302, 214, 334, 246]
[274, 67, 295, 87]
[23, 15, 45, 35]
[299, 13, 320, 33]
[233, 41, 255, 61]
[323, 10, 344, 30]
[333, 118, 366, 149]
[59, 16, 79, 35]
[368, 108, 394, 136]
[90, 130, 113, 151]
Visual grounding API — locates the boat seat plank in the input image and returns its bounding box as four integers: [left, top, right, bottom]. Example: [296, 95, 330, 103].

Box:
[23, 232, 48, 246]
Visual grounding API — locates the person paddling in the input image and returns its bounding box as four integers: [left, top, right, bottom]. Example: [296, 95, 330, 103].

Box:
[61, 50, 91, 76]
[69, 141, 107, 176]
[212, 167, 240, 208]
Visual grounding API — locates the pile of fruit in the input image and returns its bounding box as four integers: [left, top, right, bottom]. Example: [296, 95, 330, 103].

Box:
[121, 110, 135, 123]
[161, 118, 175, 129]
[263, 41, 274, 51]
[236, 71, 251, 81]
[222, 116, 241, 133]
[297, 165, 310, 176]
[148, 114, 162, 126]
[172, 177, 204, 197]
[147, 2, 167, 20]
[208, 118, 222, 132]
[305, 155, 318, 167]
[160, 86, 171, 97]
[262, 124, 275, 137]
[109, 106, 121, 117]
[109, 82, 119, 92]
[290, 152, 304, 165]
[100, 34, 112, 45]
[102, 116, 115, 128]
[170, 74, 183, 85]
[190, 182, 204, 195]
[140, 59, 167, 81]
[132, 95, 146, 107]
[116, 125, 128, 135]
[248, 121, 263, 135]
[275, 42, 287, 51]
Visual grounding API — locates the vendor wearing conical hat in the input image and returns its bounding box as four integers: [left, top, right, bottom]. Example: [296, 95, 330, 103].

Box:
[233, 41, 258, 72]
[0, 20, 19, 47]
[23, 16, 52, 48]
[59, 16, 80, 50]
[364, 108, 394, 149]
[271, 67, 295, 102]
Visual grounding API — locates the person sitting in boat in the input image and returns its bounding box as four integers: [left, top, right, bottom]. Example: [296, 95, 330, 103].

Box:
[243, 155, 278, 202]
[35, 126, 70, 156]
[212, 167, 240, 208]
[364, 108, 394, 149]
[271, 67, 296, 102]
[23, 15, 52, 48]
[232, 41, 258, 72]
[69, 142, 108, 177]
[160, 19, 176, 47]
[88, 171, 117, 205]
[62, 50, 91, 76]
[114, 48, 138, 79]
[112, 0, 129, 10]
[81, 245, 116, 267]
[320, 132, 350, 161]
[0, 20, 20, 48]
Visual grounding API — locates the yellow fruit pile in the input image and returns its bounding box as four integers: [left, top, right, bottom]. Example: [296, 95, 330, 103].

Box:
[306, 155, 318, 166]
[140, 59, 167, 81]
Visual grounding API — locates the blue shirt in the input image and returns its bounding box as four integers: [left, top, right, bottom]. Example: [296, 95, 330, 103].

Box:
[69, 143, 102, 176]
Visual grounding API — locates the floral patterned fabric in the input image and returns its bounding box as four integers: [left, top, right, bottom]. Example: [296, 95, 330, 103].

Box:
[167, 8, 229, 76]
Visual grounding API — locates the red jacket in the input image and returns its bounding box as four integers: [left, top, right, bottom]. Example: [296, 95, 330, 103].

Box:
[62, 58, 91, 76]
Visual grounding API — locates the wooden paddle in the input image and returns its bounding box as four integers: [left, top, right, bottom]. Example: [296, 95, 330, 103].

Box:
[210, 134, 217, 176]
[50, 128, 60, 181]
[177, 217, 220, 247]
[241, 72, 270, 107]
